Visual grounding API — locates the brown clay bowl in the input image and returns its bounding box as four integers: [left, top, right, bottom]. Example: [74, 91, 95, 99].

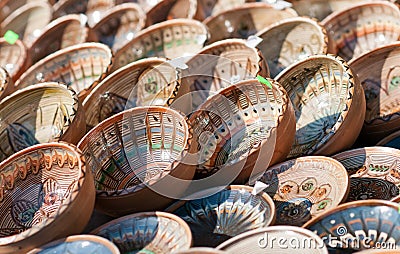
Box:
[256, 16, 328, 78]
[275, 54, 366, 158]
[92, 211, 192, 253]
[377, 129, 400, 149]
[0, 38, 30, 83]
[0, 142, 95, 254]
[203, 3, 298, 44]
[52, 0, 89, 18]
[15, 42, 113, 100]
[175, 248, 226, 254]
[77, 106, 196, 217]
[321, 1, 400, 62]
[194, 0, 252, 21]
[145, 0, 197, 27]
[112, 18, 208, 71]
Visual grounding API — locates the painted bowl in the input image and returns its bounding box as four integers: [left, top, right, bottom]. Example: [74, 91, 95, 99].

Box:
[27, 235, 120, 254]
[321, 1, 400, 62]
[275, 54, 366, 158]
[0, 38, 30, 83]
[0, 82, 85, 162]
[15, 42, 113, 99]
[91, 211, 192, 253]
[77, 106, 196, 217]
[256, 16, 328, 78]
[203, 3, 298, 44]
[188, 78, 295, 184]
[377, 129, 400, 149]
[217, 226, 328, 253]
[0, 67, 13, 101]
[52, 0, 89, 18]
[0, 142, 95, 253]
[303, 200, 400, 252]
[145, 0, 197, 27]
[90, 3, 145, 52]
[175, 248, 226, 254]
[166, 185, 275, 247]
[115, 0, 161, 13]
[254, 156, 349, 226]
[194, 0, 249, 21]
[112, 19, 208, 71]
[332, 147, 400, 202]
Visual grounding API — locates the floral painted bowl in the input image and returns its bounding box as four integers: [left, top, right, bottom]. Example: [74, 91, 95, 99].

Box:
[175, 248, 226, 254]
[91, 211, 192, 253]
[194, 0, 249, 21]
[166, 185, 275, 247]
[0, 142, 95, 253]
[377, 129, 400, 149]
[145, 0, 197, 27]
[275, 54, 366, 158]
[0, 37, 30, 83]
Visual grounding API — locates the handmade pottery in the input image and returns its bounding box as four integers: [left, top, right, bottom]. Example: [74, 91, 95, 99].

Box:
[77, 106, 196, 217]
[253, 156, 349, 226]
[256, 16, 328, 78]
[0, 142, 95, 253]
[92, 211, 192, 253]
[166, 185, 275, 247]
[175, 248, 226, 254]
[0, 0, 49, 24]
[145, 0, 197, 27]
[377, 129, 400, 149]
[0, 38, 30, 83]
[0, 82, 85, 162]
[194, 0, 249, 21]
[0, 67, 13, 101]
[275, 54, 366, 158]
[115, 0, 161, 13]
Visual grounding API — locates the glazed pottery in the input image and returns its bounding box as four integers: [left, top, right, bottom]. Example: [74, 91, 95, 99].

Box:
[91, 211, 192, 253]
[166, 185, 275, 247]
[194, 0, 249, 21]
[0, 82, 85, 162]
[0, 142, 95, 253]
[27, 235, 120, 254]
[0, 0, 50, 24]
[112, 19, 208, 71]
[256, 16, 328, 78]
[321, 1, 400, 62]
[217, 226, 328, 254]
[77, 106, 196, 217]
[254, 156, 349, 226]
[145, 0, 197, 27]
[332, 147, 400, 202]
[203, 3, 298, 44]
[377, 129, 400, 149]
[0, 38, 30, 83]
[15, 42, 113, 99]
[275, 54, 366, 158]
[303, 200, 400, 252]
[175, 248, 226, 254]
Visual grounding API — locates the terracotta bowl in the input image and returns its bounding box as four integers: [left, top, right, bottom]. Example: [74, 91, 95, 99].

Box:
[217, 226, 328, 253]
[77, 106, 196, 217]
[321, 1, 400, 62]
[0, 142, 95, 253]
[145, 0, 197, 27]
[0, 38, 30, 83]
[92, 211, 192, 253]
[112, 18, 208, 71]
[188, 78, 295, 184]
[256, 16, 328, 78]
[0, 67, 13, 101]
[332, 147, 400, 202]
[175, 248, 226, 254]
[203, 3, 298, 44]
[254, 156, 349, 226]
[0, 82, 85, 162]
[303, 200, 400, 252]
[194, 0, 251, 21]
[377, 129, 400, 149]
[166, 185, 275, 247]
[27, 235, 120, 254]
[90, 3, 145, 52]
[15, 42, 113, 99]
[275, 54, 366, 158]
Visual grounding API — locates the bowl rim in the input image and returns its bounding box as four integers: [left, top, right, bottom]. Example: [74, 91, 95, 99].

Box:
[145, 0, 198, 26]
[376, 129, 400, 147]
[332, 145, 400, 161]
[0, 37, 28, 79]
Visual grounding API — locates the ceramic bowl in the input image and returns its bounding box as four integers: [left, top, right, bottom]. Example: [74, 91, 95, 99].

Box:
[217, 226, 328, 253]
[145, 0, 197, 27]
[115, 0, 161, 13]
[194, 0, 249, 21]
[52, 0, 89, 18]
[321, 1, 400, 62]
[377, 129, 400, 149]
[188, 78, 295, 184]
[254, 156, 349, 226]
[332, 147, 400, 202]
[27, 235, 120, 254]
[303, 200, 400, 252]
[77, 106, 196, 217]
[0, 67, 13, 101]
[203, 3, 298, 44]
[112, 18, 208, 71]
[92, 211, 192, 253]
[0, 142, 95, 253]
[166, 185, 275, 247]
[256, 16, 328, 78]
[175, 248, 226, 254]
[0, 82, 85, 162]
[0, 38, 30, 83]
[275, 54, 366, 158]
[15, 42, 112, 99]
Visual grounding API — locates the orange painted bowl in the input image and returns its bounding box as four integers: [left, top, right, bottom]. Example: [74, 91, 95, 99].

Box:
[175, 248, 226, 254]
[112, 19, 208, 71]
[321, 1, 400, 62]
[15, 42, 113, 99]
[275, 54, 366, 158]
[77, 106, 196, 217]
[0, 142, 95, 254]
[91, 211, 192, 253]
[0, 82, 85, 162]
[203, 2, 298, 44]
[194, 0, 251, 21]
[145, 0, 197, 27]
[377, 129, 400, 149]
[0, 38, 30, 83]
[256, 16, 328, 78]
[0, 67, 13, 101]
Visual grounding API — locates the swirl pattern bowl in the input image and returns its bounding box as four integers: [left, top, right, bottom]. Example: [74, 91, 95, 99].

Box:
[0, 38, 30, 83]
[145, 0, 197, 27]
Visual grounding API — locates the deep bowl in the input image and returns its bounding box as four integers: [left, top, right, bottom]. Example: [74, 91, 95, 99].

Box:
[145, 0, 197, 27]
[0, 38, 29, 83]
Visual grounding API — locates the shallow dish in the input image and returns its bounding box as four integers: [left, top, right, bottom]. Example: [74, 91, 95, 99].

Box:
[145, 0, 197, 27]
